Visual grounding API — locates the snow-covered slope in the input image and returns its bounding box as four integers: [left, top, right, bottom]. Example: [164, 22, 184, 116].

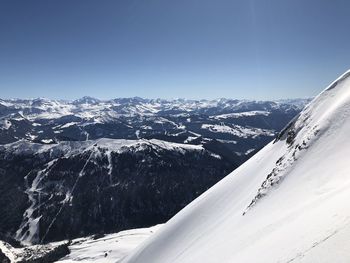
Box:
[57, 225, 161, 263]
[124, 71, 350, 263]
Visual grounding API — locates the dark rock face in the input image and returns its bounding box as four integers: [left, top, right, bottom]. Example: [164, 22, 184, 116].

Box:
[0, 153, 32, 242]
[0, 249, 11, 263]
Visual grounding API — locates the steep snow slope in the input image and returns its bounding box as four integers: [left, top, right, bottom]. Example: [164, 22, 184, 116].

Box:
[124, 70, 350, 263]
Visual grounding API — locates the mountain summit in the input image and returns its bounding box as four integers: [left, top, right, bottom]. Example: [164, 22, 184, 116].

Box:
[124, 70, 350, 263]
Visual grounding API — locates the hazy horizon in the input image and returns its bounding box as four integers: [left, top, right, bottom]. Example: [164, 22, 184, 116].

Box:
[0, 95, 312, 102]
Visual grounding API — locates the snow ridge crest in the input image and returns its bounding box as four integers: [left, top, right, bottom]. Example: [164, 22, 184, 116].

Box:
[243, 69, 350, 214]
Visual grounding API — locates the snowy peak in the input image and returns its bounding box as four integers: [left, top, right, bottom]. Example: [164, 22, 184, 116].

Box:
[0, 97, 308, 121]
[124, 70, 350, 263]
[325, 69, 350, 91]
[275, 69, 350, 150]
[244, 70, 350, 213]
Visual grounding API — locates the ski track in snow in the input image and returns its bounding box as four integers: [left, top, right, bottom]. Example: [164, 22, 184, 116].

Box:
[285, 219, 350, 263]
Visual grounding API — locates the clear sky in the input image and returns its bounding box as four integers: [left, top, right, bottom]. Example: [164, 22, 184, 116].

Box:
[1, 0, 350, 100]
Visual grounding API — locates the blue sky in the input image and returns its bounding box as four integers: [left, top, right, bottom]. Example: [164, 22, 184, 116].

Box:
[1, 0, 350, 100]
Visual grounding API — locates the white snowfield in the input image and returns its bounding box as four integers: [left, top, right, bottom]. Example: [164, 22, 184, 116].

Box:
[57, 225, 162, 263]
[1, 138, 203, 157]
[201, 123, 274, 138]
[123, 70, 350, 263]
[211, 110, 270, 119]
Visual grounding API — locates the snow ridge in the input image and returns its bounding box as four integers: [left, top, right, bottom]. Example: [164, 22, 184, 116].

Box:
[244, 69, 350, 214]
[243, 125, 320, 214]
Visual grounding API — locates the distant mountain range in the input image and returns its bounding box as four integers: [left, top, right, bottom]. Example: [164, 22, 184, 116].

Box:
[0, 97, 310, 245]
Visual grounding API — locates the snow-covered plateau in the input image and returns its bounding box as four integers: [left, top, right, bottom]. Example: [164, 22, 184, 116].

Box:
[57, 225, 161, 263]
[122, 71, 350, 263]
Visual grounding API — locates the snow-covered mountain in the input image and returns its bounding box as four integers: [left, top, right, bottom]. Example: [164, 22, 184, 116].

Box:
[0, 97, 307, 122]
[124, 72, 350, 263]
[0, 97, 306, 248]
[0, 97, 307, 158]
[0, 139, 234, 245]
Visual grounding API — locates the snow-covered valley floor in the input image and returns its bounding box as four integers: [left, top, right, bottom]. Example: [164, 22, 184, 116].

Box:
[57, 225, 161, 263]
